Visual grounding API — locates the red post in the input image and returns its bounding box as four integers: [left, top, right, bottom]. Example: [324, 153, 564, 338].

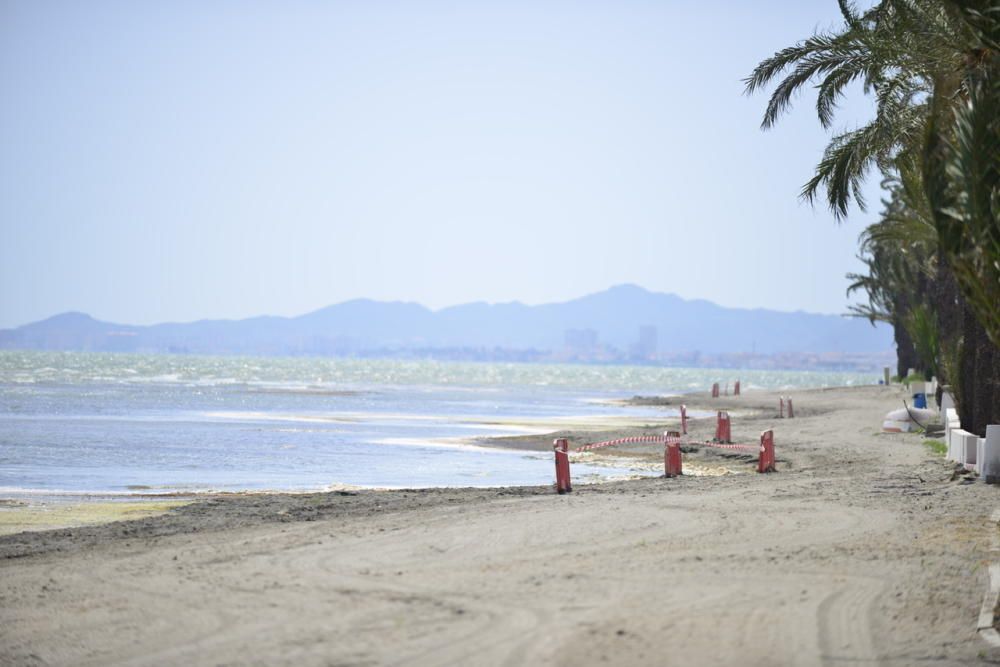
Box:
[553, 438, 572, 493]
[734, 380, 740, 396]
[787, 397, 794, 419]
[758, 430, 775, 473]
[664, 431, 682, 477]
[714, 410, 731, 443]
[711, 382, 720, 398]
[779, 396, 785, 418]
[680, 404, 688, 435]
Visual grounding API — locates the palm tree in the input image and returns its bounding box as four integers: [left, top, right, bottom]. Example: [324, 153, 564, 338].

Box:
[922, 0, 1000, 433]
[747, 0, 1000, 434]
[846, 170, 939, 378]
[923, 0, 1000, 349]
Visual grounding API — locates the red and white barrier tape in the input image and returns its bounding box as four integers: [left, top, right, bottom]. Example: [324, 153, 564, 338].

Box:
[573, 435, 669, 452]
[701, 442, 759, 453]
[573, 435, 757, 454]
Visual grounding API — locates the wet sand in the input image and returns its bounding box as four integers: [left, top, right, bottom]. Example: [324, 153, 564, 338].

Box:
[0, 499, 192, 537]
[2, 384, 999, 665]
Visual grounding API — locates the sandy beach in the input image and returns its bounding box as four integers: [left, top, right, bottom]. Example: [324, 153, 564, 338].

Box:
[2, 384, 999, 666]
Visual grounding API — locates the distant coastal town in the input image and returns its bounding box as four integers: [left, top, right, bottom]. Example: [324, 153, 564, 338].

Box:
[354, 324, 893, 373]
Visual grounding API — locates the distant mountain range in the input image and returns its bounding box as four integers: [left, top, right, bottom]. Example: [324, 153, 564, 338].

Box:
[0, 285, 892, 361]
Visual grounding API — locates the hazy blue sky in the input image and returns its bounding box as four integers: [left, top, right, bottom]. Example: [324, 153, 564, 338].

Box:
[0, 0, 884, 328]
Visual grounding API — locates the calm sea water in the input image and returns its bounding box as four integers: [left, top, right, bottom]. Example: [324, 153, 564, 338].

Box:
[0, 352, 874, 495]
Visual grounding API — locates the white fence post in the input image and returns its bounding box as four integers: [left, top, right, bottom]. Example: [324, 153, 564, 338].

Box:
[984, 426, 1000, 484]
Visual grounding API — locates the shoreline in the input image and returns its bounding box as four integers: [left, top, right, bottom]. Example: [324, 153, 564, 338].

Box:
[0, 386, 751, 535]
[0, 385, 858, 535]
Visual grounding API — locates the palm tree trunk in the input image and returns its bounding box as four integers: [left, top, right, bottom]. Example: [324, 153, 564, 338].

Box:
[935, 258, 965, 414]
[893, 311, 919, 380]
[961, 307, 1000, 437]
[937, 259, 1000, 436]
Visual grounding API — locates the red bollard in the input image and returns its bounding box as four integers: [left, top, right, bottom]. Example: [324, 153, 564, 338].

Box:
[779, 396, 785, 418]
[711, 382, 720, 398]
[714, 410, 731, 443]
[680, 404, 688, 435]
[787, 397, 794, 419]
[734, 380, 741, 396]
[553, 438, 572, 493]
[758, 430, 776, 473]
[664, 431, 682, 477]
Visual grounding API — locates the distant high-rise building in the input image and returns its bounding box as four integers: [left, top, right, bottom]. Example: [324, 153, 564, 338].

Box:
[631, 325, 658, 359]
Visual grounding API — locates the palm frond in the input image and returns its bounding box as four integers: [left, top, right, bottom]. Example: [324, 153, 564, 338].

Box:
[746, 0, 967, 217]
